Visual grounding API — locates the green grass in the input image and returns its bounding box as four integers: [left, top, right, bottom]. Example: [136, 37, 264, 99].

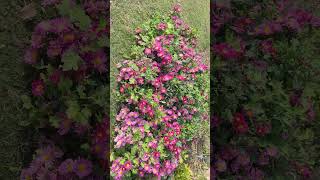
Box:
[110, 0, 210, 117]
[0, 0, 45, 178]
[0, 0, 31, 178]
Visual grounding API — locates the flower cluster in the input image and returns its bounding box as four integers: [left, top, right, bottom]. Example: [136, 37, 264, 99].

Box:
[111, 4, 208, 179]
[20, 142, 96, 179]
[212, 1, 320, 179]
[21, 0, 109, 179]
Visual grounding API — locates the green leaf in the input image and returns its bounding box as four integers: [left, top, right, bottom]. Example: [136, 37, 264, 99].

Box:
[18, 120, 31, 127]
[61, 51, 82, 71]
[80, 143, 90, 151]
[57, 0, 69, 16]
[144, 123, 150, 132]
[49, 116, 60, 128]
[58, 77, 73, 92]
[69, 6, 91, 30]
[77, 107, 91, 125]
[129, 78, 136, 84]
[57, 0, 91, 30]
[97, 36, 109, 47]
[21, 95, 32, 109]
[66, 100, 80, 119]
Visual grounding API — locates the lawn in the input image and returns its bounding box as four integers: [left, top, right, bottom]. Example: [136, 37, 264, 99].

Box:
[0, 0, 37, 178]
[0, 0, 52, 178]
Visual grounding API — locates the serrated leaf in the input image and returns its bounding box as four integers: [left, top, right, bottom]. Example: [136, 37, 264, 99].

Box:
[61, 51, 82, 71]
[49, 116, 60, 128]
[21, 95, 32, 109]
[66, 100, 80, 119]
[57, 0, 91, 30]
[97, 36, 109, 47]
[58, 77, 73, 92]
[19, 120, 31, 127]
[80, 143, 90, 151]
[69, 6, 91, 30]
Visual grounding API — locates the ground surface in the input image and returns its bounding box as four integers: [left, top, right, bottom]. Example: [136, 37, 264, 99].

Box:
[0, 0, 45, 178]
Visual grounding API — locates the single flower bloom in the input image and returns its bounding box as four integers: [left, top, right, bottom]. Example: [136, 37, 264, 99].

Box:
[213, 43, 242, 60]
[255, 123, 271, 136]
[20, 168, 34, 180]
[74, 158, 93, 178]
[47, 40, 62, 58]
[49, 69, 62, 85]
[57, 114, 72, 135]
[157, 22, 167, 31]
[24, 48, 38, 65]
[232, 113, 249, 134]
[123, 161, 132, 170]
[144, 48, 152, 55]
[32, 79, 45, 96]
[91, 50, 107, 73]
[265, 146, 278, 158]
[260, 40, 276, 56]
[172, 4, 182, 13]
[42, 0, 61, 6]
[58, 159, 74, 175]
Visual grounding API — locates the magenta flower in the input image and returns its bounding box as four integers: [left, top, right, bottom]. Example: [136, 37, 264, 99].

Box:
[266, 146, 278, 158]
[255, 22, 282, 36]
[50, 18, 72, 33]
[42, 0, 61, 6]
[144, 48, 152, 55]
[260, 40, 276, 56]
[213, 43, 242, 60]
[90, 50, 107, 73]
[215, 159, 227, 172]
[161, 74, 174, 82]
[124, 161, 132, 170]
[57, 114, 72, 135]
[31, 33, 43, 48]
[172, 4, 182, 13]
[20, 168, 34, 180]
[58, 159, 74, 175]
[157, 22, 167, 31]
[49, 69, 62, 85]
[74, 158, 93, 178]
[47, 40, 62, 58]
[24, 48, 38, 65]
[32, 79, 45, 97]
[231, 17, 252, 34]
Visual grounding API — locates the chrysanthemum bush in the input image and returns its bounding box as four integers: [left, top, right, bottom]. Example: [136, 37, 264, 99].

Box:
[20, 0, 109, 179]
[111, 4, 209, 179]
[212, 0, 320, 179]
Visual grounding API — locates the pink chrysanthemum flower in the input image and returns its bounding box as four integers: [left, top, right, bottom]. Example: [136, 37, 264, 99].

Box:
[47, 40, 63, 58]
[20, 168, 34, 180]
[57, 113, 72, 135]
[32, 79, 45, 96]
[58, 159, 74, 175]
[74, 158, 93, 178]
[24, 48, 38, 65]
[172, 4, 182, 13]
[50, 18, 72, 33]
[157, 22, 167, 31]
[42, 0, 61, 7]
[49, 69, 62, 85]
[90, 50, 107, 73]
